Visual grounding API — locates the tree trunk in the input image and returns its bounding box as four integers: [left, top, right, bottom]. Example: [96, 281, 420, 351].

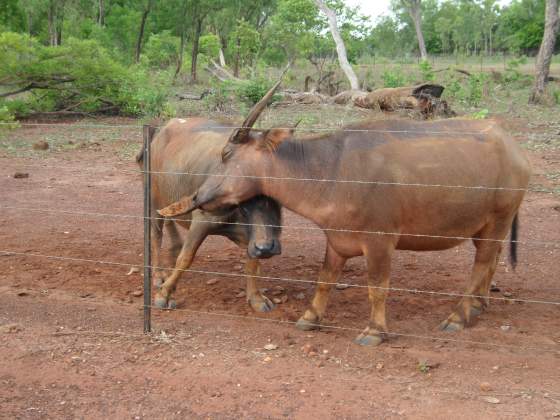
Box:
[529, 0, 559, 104]
[190, 17, 203, 82]
[47, 0, 65, 46]
[233, 37, 241, 78]
[135, 0, 153, 63]
[405, 0, 428, 60]
[174, 0, 189, 80]
[314, 0, 359, 90]
[97, 0, 105, 26]
[219, 48, 226, 67]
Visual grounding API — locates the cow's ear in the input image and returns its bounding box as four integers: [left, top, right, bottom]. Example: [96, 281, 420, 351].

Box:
[157, 194, 196, 217]
[258, 128, 292, 153]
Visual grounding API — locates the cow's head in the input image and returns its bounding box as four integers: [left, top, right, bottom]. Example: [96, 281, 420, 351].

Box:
[237, 195, 282, 259]
[157, 71, 295, 225]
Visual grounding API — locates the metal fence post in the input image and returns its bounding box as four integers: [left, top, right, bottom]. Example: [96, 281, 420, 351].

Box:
[142, 124, 155, 333]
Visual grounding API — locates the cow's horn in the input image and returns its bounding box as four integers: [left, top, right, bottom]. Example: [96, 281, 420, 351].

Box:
[229, 62, 291, 143]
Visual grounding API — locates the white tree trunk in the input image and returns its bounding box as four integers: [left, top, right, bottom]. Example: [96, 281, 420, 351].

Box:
[405, 0, 428, 60]
[314, 0, 359, 91]
[529, 0, 559, 104]
[219, 48, 226, 67]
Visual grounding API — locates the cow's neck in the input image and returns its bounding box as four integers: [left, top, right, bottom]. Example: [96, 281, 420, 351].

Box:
[260, 137, 343, 227]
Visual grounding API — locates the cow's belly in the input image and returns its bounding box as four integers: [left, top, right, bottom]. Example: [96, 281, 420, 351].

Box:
[396, 236, 467, 251]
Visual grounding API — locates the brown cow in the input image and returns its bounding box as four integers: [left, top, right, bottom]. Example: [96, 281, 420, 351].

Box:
[158, 93, 531, 346]
[137, 117, 284, 311]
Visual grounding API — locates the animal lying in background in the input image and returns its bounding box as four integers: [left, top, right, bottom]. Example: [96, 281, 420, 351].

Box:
[158, 83, 531, 346]
[137, 117, 284, 311]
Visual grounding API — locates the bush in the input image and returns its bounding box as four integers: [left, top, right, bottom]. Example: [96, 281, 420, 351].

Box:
[143, 31, 180, 69]
[204, 78, 281, 112]
[418, 60, 435, 82]
[0, 32, 171, 117]
[465, 73, 488, 106]
[381, 68, 406, 88]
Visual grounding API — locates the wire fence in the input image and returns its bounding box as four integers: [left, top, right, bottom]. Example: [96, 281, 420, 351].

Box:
[1, 121, 559, 354]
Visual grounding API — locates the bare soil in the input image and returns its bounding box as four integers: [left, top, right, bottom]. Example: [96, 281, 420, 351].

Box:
[1, 115, 559, 419]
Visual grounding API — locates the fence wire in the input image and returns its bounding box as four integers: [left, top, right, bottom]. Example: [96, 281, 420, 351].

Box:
[1, 205, 558, 247]
[2, 121, 558, 354]
[1, 249, 559, 307]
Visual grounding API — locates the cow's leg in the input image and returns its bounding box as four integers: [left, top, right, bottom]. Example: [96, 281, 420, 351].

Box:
[244, 259, 275, 312]
[166, 220, 183, 259]
[295, 244, 346, 331]
[440, 223, 509, 332]
[151, 212, 165, 288]
[354, 240, 396, 346]
[154, 222, 208, 309]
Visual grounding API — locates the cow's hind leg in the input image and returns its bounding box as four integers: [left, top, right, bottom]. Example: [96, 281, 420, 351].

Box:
[440, 223, 508, 332]
[244, 259, 275, 312]
[295, 244, 346, 331]
[154, 222, 208, 309]
[355, 240, 396, 346]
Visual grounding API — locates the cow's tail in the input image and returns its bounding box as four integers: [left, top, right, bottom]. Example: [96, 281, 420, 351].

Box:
[509, 213, 519, 270]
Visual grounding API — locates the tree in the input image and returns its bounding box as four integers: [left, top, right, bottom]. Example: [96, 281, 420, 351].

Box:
[529, 0, 559, 104]
[314, 0, 359, 90]
[135, 0, 155, 63]
[47, 0, 66, 46]
[401, 0, 428, 59]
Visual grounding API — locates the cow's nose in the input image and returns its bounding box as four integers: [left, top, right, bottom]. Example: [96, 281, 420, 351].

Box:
[249, 240, 281, 259]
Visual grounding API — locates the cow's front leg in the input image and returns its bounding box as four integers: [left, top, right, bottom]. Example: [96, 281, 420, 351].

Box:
[244, 259, 275, 312]
[155, 222, 208, 309]
[354, 240, 396, 346]
[295, 244, 346, 331]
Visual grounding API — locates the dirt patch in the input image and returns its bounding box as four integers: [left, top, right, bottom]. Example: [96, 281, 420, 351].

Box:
[0, 117, 559, 418]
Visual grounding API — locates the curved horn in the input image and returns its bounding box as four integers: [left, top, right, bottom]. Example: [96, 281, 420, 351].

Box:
[228, 62, 292, 144]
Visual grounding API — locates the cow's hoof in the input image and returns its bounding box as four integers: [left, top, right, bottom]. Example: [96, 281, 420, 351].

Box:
[155, 296, 168, 309]
[249, 294, 275, 313]
[469, 305, 483, 317]
[439, 319, 464, 332]
[167, 299, 177, 310]
[354, 333, 384, 347]
[295, 316, 321, 331]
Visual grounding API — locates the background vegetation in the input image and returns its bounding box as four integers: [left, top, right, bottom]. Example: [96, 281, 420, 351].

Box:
[0, 0, 558, 122]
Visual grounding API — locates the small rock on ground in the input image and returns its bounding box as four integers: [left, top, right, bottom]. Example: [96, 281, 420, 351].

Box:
[32, 141, 49, 150]
[13, 172, 29, 179]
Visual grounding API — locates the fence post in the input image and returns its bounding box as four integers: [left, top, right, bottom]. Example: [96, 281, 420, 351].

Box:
[142, 124, 155, 333]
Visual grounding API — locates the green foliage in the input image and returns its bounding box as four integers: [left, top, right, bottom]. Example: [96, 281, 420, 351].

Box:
[0, 32, 169, 117]
[382, 69, 406, 88]
[143, 30, 180, 69]
[204, 78, 281, 112]
[235, 78, 281, 105]
[0, 104, 19, 133]
[553, 90, 560, 106]
[465, 73, 489, 106]
[504, 57, 531, 84]
[230, 20, 262, 67]
[470, 108, 490, 119]
[199, 34, 220, 60]
[418, 59, 435, 82]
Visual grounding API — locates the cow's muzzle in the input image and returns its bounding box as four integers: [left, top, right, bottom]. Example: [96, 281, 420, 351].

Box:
[247, 239, 281, 259]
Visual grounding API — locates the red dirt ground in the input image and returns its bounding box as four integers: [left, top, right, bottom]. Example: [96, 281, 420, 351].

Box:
[1, 117, 559, 419]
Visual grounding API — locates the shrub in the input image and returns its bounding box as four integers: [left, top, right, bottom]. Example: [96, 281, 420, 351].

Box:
[418, 59, 435, 82]
[381, 68, 406, 88]
[465, 73, 488, 106]
[0, 32, 171, 117]
[143, 31, 180, 69]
